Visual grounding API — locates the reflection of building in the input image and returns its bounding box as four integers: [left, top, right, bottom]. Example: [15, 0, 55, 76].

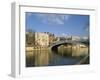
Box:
[35, 51, 49, 66]
[26, 51, 49, 67]
[35, 32, 49, 46]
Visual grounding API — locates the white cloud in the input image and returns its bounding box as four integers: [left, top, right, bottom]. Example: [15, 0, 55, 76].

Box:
[35, 13, 70, 25]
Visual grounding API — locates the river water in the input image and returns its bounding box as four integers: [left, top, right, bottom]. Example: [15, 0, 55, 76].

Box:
[26, 46, 89, 67]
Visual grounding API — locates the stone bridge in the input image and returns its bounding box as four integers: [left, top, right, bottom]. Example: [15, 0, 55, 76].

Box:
[49, 40, 89, 51]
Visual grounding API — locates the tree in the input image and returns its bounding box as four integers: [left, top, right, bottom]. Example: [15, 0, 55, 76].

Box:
[26, 28, 36, 47]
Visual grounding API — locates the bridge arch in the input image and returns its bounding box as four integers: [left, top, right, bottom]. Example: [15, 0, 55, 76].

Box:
[50, 41, 88, 52]
[51, 43, 71, 52]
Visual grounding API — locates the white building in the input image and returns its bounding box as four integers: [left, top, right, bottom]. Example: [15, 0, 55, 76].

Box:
[72, 36, 81, 41]
[82, 36, 89, 40]
[35, 32, 49, 46]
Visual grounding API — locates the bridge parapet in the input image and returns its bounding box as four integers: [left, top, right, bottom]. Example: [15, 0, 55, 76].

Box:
[49, 40, 89, 49]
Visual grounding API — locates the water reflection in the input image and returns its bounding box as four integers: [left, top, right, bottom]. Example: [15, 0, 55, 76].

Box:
[26, 46, 89, 67]
[58, 46, 89, 57]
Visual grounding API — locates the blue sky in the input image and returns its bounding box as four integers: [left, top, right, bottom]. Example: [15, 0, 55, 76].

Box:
[26, 12, 89, 37]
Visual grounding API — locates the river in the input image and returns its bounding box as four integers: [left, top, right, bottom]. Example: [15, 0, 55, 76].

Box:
[26, 46, 89, 67]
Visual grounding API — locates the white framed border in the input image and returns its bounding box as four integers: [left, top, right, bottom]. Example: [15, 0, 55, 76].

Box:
[11, 2, 97, 78]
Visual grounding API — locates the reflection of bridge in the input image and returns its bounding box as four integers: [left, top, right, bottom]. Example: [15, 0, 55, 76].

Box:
[49, 40, 89, 64]
[49, 40, 89, 51]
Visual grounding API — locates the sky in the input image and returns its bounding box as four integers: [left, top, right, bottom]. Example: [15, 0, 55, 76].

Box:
[26, 12, 89, 37]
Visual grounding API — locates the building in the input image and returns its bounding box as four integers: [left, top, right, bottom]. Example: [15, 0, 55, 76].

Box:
[47, 32, 55, 45]
[71, 36, 81, 41]
[35, 32, 49, 46]
[81, 36, 89, 41]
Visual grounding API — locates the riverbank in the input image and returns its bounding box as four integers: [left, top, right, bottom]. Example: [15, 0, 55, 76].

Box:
[26, 46, 49, 51]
